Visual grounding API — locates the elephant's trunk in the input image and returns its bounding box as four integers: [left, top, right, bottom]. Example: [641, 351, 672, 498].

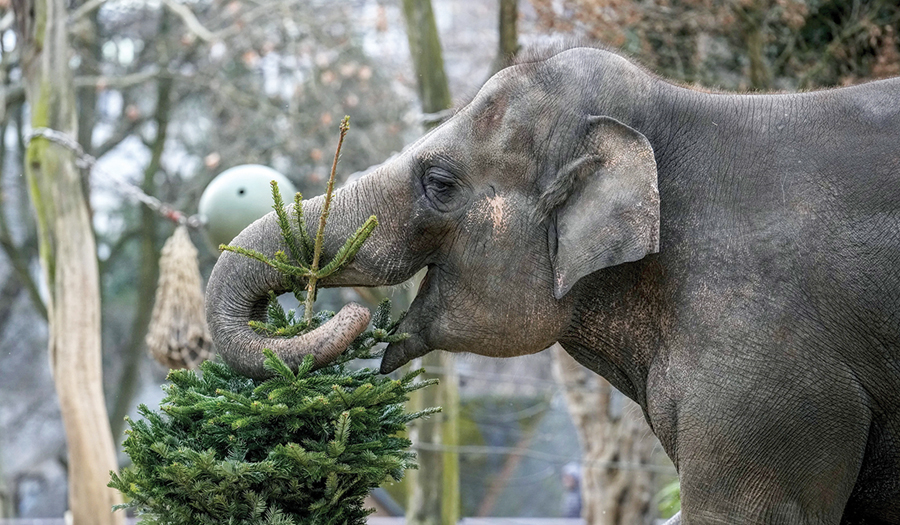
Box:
[205, 209, 371, 379]
[206, 173, 417, 379]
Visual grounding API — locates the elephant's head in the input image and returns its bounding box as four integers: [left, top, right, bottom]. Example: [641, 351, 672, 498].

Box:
[206, 47, 660, 378]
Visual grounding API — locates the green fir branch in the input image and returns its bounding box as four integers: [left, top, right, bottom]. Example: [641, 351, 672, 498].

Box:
[316, 215, 378, 279]
[219, 244, 311, 277]
[294, 192, 314, 263]
[263, 348, 303, 380]
[113, 116, 441, 524]
[271, 180, 304, 265]
[265, 291, 290, 327]
[372, 299, 392, 330]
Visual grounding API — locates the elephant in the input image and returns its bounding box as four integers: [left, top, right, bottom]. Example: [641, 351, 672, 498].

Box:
[206, 45, 900, 524]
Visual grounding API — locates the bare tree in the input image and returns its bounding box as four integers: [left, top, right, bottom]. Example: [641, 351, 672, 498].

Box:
[11, 0, 123, 522]
[553, 345, 659, 524]
[401, 1, 459, 523]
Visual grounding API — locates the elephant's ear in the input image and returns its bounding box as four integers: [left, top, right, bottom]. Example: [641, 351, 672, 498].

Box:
[539, 116, 659, 299]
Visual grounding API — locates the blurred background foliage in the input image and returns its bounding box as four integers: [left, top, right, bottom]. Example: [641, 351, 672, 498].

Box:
[532, 0, 900, 90]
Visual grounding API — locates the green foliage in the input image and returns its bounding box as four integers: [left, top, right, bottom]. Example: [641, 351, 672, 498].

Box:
[656, 478, 681, 519]
[109, 302, 440, 524]
[219, 181, 378, 290]
[112, 120, 438, 523]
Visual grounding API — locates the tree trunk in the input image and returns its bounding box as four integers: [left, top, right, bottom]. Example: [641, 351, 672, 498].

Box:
[110, 71, 172, 440]
[491, 0, 519, 74]
[400, 3, 459, 524]
[0, 452, 10, 518]
[552, 345, 657, 525]
[13, 0, 124, 523]
[406, 353, 444, 525]
[733, 3, 772, 91]
[401, 0, 452, 123]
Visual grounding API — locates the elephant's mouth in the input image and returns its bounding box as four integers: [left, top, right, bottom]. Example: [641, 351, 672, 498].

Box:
[379, 265, 438, 373]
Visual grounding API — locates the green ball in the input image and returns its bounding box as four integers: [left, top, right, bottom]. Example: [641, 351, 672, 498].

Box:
[199, 165, 297, 249]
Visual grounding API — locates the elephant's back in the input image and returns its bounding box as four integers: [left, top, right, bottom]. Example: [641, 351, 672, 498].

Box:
[653, 81, 900, 376]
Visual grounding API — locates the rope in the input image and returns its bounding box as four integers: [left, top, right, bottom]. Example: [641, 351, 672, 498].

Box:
[145, 225, 213, 369]
[26, 127, 206, 229]
[27, 127, 213, 369]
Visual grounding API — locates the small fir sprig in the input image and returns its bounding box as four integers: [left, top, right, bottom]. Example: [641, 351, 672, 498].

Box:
[220, 116, 378, 323]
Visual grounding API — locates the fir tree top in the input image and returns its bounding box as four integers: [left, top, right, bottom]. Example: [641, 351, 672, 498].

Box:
[110, 116, 440, 524]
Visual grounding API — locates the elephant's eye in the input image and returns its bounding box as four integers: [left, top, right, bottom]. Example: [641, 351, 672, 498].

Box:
[423, 167, 461, 211]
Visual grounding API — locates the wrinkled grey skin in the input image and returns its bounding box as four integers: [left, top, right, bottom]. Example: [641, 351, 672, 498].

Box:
[207, 47, 900, 524]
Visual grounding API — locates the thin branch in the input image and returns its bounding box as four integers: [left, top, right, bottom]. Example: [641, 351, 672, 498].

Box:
[75, 67, 162, 90]
[211, 0, 304, 40]
[97, 228, 142, 276]
[0, 218, 47, 321]
[2, 84, 25, 110]
[160, 0, 217, 43]
[93, 116, 146, 159]
[305, 116, 350, 322]
[68, 0, 108, 23]
[0, 110, 46, 320]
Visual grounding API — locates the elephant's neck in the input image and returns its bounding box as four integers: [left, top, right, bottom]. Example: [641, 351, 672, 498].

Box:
[557, 257, 671, 410]
[557, 341, 648, 407]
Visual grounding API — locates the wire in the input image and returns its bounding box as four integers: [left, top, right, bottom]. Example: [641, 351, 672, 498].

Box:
[421, 364, 611, 394]
[412, 441, 677, 475]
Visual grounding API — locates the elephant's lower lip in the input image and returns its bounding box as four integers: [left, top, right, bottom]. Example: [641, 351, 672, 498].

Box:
[379, 266, 437, 374]
[380, 332, 432, 373]
[418, 265, 435, 293]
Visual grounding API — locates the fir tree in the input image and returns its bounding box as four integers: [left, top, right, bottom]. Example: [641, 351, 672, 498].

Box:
[110, 117, 439, 524]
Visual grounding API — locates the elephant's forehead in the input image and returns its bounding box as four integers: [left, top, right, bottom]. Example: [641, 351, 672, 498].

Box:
[463, 69, 541, 137]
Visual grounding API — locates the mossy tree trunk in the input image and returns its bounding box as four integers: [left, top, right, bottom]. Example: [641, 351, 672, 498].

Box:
[402, 0, 452, 119]
[491, 0, 519, 74]
[400, 2, 459, 524]
[12, 0, 124, 523]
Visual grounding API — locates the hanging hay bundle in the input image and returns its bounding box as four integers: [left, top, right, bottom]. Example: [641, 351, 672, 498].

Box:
[146, 225, 213, 369]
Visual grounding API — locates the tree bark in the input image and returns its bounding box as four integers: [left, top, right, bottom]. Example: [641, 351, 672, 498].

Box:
[733, 3, 772, 91]
[401, 0, 452, 121]
[13, 0, 124, 522]
[400, 3, 459, 524]
[491, 0, 519, 74]
[553, 345, 657, 525]
[406, 353, 445, 525]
